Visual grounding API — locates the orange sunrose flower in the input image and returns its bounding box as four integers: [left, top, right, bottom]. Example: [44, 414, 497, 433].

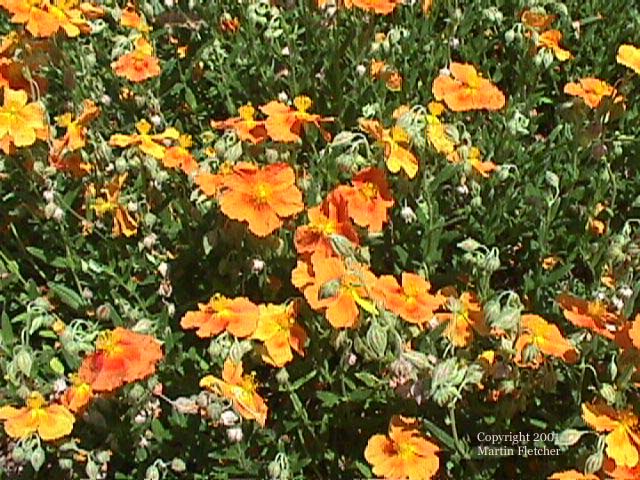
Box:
[61, 373, 94, 413]
[336, 167, 395, 233]
[626, 315, 640, 350]
[50, 99, 100, 176]
[564, 78, 622, 109]
[447, 146, 497, 178]
[92, 173, 138, 237]
[0, 0, 92, 38]
[294, 190, 359, 259]
[194, 162, 234, 199]
[514, 314, 578, 368]
[292, 255, 377, 329]
[582, 403, 640, 468]
[109, 119, 180, 160]
[348, 0, 402, 15]
[435, 290, 489, 347]
[120, 2, 150, 32]
[0, 86, 47, 154]
[617, 44, 640, 75]
[260, 95, 333, 143]
[548, 471, 598, 480]
[521, 9, 556, 30]
[364, 416, 440, 480]
[360, 119, 418, 179]
[432, 63, 506, 112]
[111, 37, 161, 83]
[557, 293, 623, 340]
[78, 328, 163, 392]
[0, 392, 75, 441]
[218, 162, 304, 237]
[200, 359, 268, 427]
[162, 134, 197, 174]
[211, 104, 268, 144]
[252, 301, 307, 367]
[180, 294, 259, 338]
[603, 457, 640, 479]
[370, 60, 403, 91]
[219, 16, 240, 33]
[538, 30, 572, 61]
[374, 272, 444, 326]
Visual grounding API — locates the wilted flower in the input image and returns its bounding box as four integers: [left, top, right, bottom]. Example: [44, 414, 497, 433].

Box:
[200, 359, 268, 427]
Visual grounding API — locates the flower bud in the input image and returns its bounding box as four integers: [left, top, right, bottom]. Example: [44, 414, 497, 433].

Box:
[276, 368, 290, 385]
[221, 410, 239, 426]
[170, 458, 186, 473]
[145, 466, 160, 480]
[227, 426, 243, 443]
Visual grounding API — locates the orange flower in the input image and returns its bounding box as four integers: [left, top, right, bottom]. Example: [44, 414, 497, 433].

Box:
[364, 415, 440, 480]
[260, 95, 333, 143]
[0, 392, 75, 441]
[348, 0, 402, 15]
[564, 78, 622, 109]
[617, 44, 640, 75]
[78, 328, 163, 392]
[219, 15, 240, 33]
[603, 457, 640, 479]
[557, 293, 623, 340]
[374, 272, 444, 326]
[0, 86, 47, 154]
[200, 359, 268, 427]
[180, 294, 259, 338]
[162, 134, 197, 174]
[218, 162, 304, 237]
[53, 99, 100, 152]
[435, 291, 488, 347]
[0, 0, 92, 38]
[548, 471, 598, 480]
[252, 301, 307, 367]
[627, 315, 640, 350]
[521, 9, 556, 30]
[61, 374, 94, 413]
[294, 190, 359, 259]
[92, 173, 138, 237]
[336, 167, 394, 233]
[194, 162, 234, 199]
[514, 314, 578, 368]
[538, 30, 572, 61]
[448, 146, 497, 178]
[111, 37, 161, 83]
[582, 403, 640, 468]
[370, 60, 403, 91]
[49, 99, 100, 176]
[120, 2, 150, 32]
[109, 119, 180, 160]
[292, 255, 377, 329]
[360, 119, 418, 179]
[432, 63, 506, 112]
[211, 104, 267, 144]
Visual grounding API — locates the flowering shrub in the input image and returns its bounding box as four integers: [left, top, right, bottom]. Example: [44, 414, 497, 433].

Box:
[1, 1, 640, 479]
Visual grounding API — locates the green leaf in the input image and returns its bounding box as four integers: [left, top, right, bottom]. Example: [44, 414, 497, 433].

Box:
[48, 282, 85, 310]
[185, 87, 197, 111]
[1, 309, 14, 346]
[316, 391, 341, 408]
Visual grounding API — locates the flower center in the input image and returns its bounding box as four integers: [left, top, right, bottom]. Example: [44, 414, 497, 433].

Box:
[587, 300, 606, 318]
[96, 331, 123, 356]
[255, 183, 271, 203]
[396, 441, 416, 460]
[26, 392, 46, 411]
[359, 182, 379, 200]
